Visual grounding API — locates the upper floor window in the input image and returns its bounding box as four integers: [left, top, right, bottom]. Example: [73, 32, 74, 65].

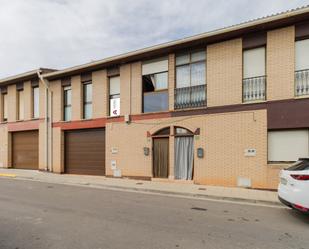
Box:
[175, 51, 206, 109]
[2, 92, 7, 122]
[109, 76, 120, 117]
[17, 89, 24, 120]
[83, 82, 92, 119]
[142, 57, 168, 113]
[295, 39, 309, 96]
[242, 47, 266, 102]
[32, 86, 39, 119]
[63, 86, 72, 121]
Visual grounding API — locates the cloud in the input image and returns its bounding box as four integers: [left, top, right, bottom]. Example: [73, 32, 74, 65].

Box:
[0, 0, 308, 78]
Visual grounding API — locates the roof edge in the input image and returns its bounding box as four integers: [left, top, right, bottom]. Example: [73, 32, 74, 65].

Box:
[0, 68, 57, 85]
[43, 5, 309, 80]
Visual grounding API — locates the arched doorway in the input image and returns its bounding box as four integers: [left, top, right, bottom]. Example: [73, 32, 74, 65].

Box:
[174, 127, 194, 180]
[152, 127, 170, 178]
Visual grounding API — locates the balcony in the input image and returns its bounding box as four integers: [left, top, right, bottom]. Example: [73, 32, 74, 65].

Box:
[174, 84, 206, 109]
[243, 76, 266, 102]
[295, 69, 309, 96]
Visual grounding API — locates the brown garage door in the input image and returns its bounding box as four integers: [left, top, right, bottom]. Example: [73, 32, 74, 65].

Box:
[12, 130, 39, 170]
[65, 129, 105, 175]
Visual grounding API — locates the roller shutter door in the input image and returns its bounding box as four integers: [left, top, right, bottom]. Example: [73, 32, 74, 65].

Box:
[65, 129, 105, 175]
[12, 130, 39, 170]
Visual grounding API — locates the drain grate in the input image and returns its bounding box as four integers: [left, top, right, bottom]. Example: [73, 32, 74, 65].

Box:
[191, 207, 207, 211]
[198, 187, 207, 191]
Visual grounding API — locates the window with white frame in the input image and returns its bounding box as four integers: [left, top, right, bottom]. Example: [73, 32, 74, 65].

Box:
[32, 86, 39, 119]
[295, 39, 309, 71]
[242, 47, 266, 102]
[17, 89, 24, 120]
[63, 86, 72, 121]
[83, 82, 92, 119]
[176, 51, 206, 88]
[174, 50, 207, 109]
[2, 93, 7, 122]
[268, 130, 309, 162]
[295, 39, 309, 96]
[109, 76, 120, 117]
[142, 57, 168, 113]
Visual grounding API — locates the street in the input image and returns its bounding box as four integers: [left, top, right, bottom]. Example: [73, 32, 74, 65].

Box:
[0, 178, 308, 249]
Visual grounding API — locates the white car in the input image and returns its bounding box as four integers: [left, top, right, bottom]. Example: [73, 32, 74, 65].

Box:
[278, 158, 309, 213]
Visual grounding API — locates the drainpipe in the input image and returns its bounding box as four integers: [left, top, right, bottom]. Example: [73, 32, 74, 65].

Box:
[37, 70, 52, 172]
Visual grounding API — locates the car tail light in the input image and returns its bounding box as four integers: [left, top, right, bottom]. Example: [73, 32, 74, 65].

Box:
[290, 174, 309, 181]
[293, 204, 309, 212]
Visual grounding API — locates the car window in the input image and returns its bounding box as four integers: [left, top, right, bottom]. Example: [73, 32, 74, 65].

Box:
[287, 160, 309, 171]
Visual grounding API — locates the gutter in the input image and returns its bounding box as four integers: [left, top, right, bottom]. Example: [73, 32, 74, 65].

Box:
[37, 70, 53, 172]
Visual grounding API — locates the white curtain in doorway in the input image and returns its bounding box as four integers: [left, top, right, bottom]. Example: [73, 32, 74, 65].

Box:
[175, 136, 194, 180]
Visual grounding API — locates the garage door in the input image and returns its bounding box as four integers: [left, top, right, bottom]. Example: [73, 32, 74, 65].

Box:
[65, 129, 105, 175]
[12, 130, 39, 170]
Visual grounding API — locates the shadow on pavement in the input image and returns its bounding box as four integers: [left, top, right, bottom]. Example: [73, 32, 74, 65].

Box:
[285, 208, 309, 224]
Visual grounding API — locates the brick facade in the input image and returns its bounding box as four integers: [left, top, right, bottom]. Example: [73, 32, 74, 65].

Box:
[0, 11, 308, 190]
[267, 26, 295, 100]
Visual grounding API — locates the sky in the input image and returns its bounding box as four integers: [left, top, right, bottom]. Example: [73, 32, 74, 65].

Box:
[0, 0, 309, 78]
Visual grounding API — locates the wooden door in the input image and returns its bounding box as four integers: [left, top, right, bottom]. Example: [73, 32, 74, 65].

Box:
[153, 138, 169, 178]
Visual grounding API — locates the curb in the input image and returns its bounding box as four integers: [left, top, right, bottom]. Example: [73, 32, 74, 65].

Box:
[88, 183, 282, 207]
[12, 175, 282, 207]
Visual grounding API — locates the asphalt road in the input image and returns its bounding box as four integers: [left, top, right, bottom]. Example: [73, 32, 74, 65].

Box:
[0, 178, 308, 249]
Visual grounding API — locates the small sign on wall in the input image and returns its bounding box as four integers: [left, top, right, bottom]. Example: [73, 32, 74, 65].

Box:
[111, 148, 118, 154]
[244, 149, 256, 157]
[111, 160, 117, 170]
[110, 98, 120, 117]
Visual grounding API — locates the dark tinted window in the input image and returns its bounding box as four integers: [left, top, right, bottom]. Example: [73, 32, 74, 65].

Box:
[143, 91, 168, 113]
[287, 160, 309, 171]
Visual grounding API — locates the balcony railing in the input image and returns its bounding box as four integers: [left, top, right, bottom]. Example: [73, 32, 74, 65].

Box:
[243, 76, 266, 102]
[295, 69, 309, 96]
[174, 84, 206, 109]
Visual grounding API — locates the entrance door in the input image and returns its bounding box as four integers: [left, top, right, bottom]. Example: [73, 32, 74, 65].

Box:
[175, 136, 194, 180]
[153, 138, 169, 178]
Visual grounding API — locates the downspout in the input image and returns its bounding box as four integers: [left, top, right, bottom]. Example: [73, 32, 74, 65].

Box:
[37, 70, 52, 172]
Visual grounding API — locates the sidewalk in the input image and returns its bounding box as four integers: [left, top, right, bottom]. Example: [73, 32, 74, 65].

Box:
[0, 168, 281, 206]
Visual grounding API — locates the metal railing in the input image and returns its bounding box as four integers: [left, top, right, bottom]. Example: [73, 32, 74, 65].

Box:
[243, 76, 266, 102]
[174, 84, 206, 109]
[295, 69, 309, 96]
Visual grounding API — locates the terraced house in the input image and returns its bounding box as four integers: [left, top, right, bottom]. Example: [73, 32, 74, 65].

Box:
[1, 7, 309, 190]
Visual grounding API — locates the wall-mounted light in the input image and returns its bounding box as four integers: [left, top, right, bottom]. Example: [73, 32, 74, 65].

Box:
[197, 148, 204, 158]
[144, 147, 150, 156]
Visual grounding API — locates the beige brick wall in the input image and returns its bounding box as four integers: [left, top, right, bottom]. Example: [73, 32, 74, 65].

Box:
[50, 80, 62, 122]
[120, 64, 131, 115]
[267, 26, 295, 100]
[71, 75, 82, 120]
[198, 111, 267, 188]
[39, 122, 46, 170]
[7, 84, 17, 122]
[92, 69, 108, 118]
[0, 93, 3, 123]
[23, 81, 32, 120]
[39, 80, 46, 119]
[52, 127, 63, 173]
[106, 109, 279, 189]
[0, 125, 9, 168]
[131, 62, 142, 114]
[207, 38, 242, 107]
[168, 54, 175, 111]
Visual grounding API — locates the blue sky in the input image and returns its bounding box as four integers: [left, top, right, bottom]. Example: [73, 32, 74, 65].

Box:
[0, 0, 309, 78]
